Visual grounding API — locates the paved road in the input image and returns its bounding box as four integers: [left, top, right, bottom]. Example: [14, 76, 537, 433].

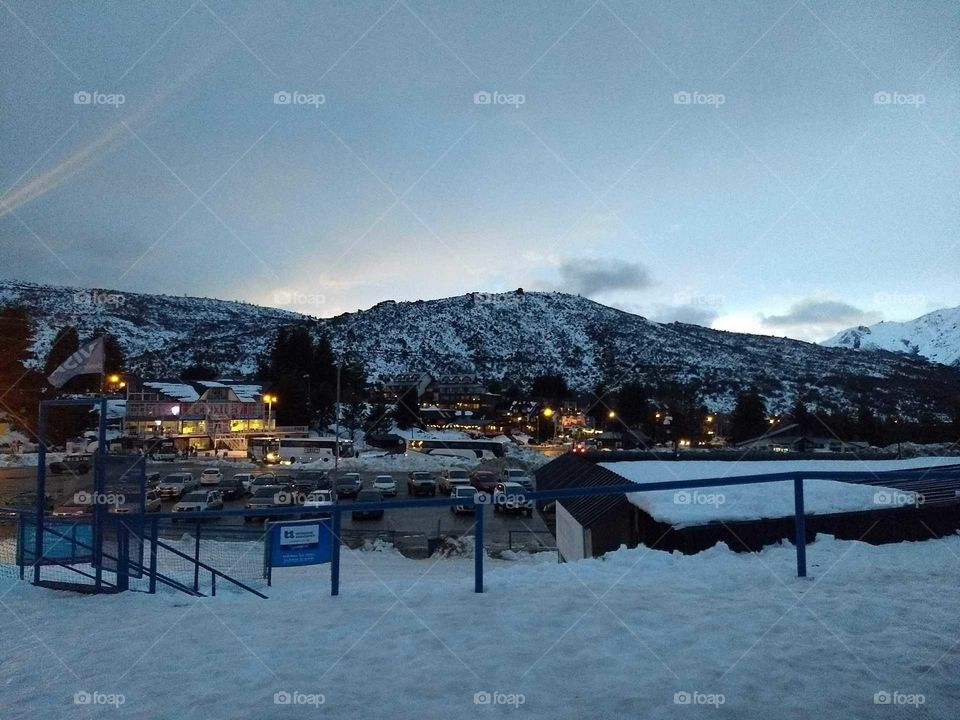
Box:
[0, 461, 554, 551]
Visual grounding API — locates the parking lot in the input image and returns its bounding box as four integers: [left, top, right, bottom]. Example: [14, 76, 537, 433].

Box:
[0, 460, 555, 556]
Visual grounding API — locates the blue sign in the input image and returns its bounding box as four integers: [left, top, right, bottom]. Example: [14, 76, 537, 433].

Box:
[267, 519, 332, 569]
[17, 519, 94, 566]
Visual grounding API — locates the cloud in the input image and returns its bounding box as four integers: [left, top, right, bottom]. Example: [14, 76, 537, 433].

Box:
[556, 257, 653, 297]
[760, 298, 881, 340]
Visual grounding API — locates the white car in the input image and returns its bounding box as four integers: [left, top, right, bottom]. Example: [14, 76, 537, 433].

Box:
[156, 472, 198, 499]
[303, 490, 334, 516]
[440, 468, 471, 494]
[501, 467, 534, 492]
[372, 475, 397, 497]
[200, 468, 223, 486]
[451, 485, 479, 514]
[233, 473, 254, 494]
[172, 489, 224, 519]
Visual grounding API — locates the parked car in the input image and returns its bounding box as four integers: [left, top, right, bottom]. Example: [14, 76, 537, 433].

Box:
[439, 468, 471, 494]
[407, 471, 437, 496]
[372, 475, 397, 497]
[290, 470, 329, 495]
[1, 493, 54, 521]
[199, 468, 223, 486]
[493, 482, 534, 517]
[470, 470, 498, 493]
[145, 472, 161, 489]
[451, 485, 479, 514]
[216, 476, 246, 501]
[352, 489, 384, 520]
[173, 490, 224, 519]
[49, 454, 92, 475]
[52, 498, 92, 518]
[335, 473, 363, 499]
[234, 473, 255, 494]
[302, 490, 334, 517]
[500, 467, 535, 492]
[244, 486, 296, 522]
[110, 490, 162, 514]
[156, 472, 198, 499]
[249, 474, 284, 493]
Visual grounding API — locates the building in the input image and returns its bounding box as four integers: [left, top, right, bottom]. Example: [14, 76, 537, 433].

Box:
[735, 423, 869, 453]
[123, 380, 277, 451]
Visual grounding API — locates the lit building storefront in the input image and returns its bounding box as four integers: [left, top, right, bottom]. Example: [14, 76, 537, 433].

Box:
[124, 380, 273, 451]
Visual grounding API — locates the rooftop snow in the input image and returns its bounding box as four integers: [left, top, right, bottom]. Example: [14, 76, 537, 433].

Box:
[142, 382, 200, 402]
[600, 457, 960, 527]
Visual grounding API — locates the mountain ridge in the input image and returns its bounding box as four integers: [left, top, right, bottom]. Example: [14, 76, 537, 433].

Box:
[824, 306, 960, 367]
[2, 280, 959, 416]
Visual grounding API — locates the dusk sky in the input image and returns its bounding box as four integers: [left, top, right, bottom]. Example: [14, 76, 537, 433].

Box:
[1, 0, 957, 341]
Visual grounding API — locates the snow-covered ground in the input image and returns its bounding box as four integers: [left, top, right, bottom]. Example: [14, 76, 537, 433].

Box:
[604, 457, 960, 527]
[1, 535, 958, 718]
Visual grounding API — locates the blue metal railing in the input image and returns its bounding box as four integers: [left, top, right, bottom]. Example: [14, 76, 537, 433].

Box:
[5, 464, 960, 598]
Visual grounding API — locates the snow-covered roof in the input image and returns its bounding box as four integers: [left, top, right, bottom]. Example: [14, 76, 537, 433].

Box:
[600, 457, 960, 528]
[142, 382, 200, 402]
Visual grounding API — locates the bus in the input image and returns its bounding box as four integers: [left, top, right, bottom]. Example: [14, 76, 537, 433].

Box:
[407, 438, 506, 460]
[248, 436, 279, 462]
[268, 437, 356, 464]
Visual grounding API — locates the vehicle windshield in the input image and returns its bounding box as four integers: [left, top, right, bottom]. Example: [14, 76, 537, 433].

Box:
[448, 470, 468, 478]
[455, 487, 477, 496]
[165, 475, 188, 483]
[507, 469, 524, 477]
[337, 477, 358, 485]
[181, 492, 207, 502]
[252, 488, 278, 498]
[413, 472, 432, 480]
[202, 469, 219, 474]
[375, 476, 393, 482]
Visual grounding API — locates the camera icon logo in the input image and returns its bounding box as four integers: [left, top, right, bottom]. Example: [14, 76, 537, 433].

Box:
[474, 691, 492, 705]
[274, 91, 292, 105]
[474, 91, 491, 105]
[674, 691, 692, 704]
[873, 91, 892, 105]
[74, 91, 91, 105]
[274, 690, 292, 705]
[74, 691, 92, 705]
[673, 91, 691, 105]
[874, 691, 891, 704]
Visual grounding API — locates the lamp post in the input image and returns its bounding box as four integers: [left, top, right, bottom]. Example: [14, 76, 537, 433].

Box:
[264, 395, 277, 430]
[542, 407, 554, 443]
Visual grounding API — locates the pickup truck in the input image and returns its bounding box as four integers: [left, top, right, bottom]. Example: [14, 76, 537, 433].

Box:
[407, 471, 437, 497]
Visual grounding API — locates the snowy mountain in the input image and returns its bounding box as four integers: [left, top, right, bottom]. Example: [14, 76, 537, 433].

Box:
[0, 280, 312, 377]
[824, 306, 960, 367]
[3, 281, 960, 416]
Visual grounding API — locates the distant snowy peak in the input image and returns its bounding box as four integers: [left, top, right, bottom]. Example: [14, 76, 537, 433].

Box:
[824, 306, 960, 366]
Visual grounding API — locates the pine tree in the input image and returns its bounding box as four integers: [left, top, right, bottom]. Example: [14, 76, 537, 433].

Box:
[730, 391, 768, 443]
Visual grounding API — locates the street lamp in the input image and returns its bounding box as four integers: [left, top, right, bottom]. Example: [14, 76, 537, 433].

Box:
[264, 394, 277, 430]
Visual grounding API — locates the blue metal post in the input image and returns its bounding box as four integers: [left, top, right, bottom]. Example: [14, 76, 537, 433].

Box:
[116, 523, 129, 591]
[794, 477, 807, 578]
[474, 501, 484, 593]
[193, 523, 201, 593]
[93, 397, 107, 592]
[148, 518, 158, 594]
[331, 508, 341, 596]
[33, 403, 49, 585]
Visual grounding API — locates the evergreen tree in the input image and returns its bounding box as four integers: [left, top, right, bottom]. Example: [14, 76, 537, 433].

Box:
[0, 307, 43, 435]
[617, 381, 649, 428]
[730, 391, 768, 443]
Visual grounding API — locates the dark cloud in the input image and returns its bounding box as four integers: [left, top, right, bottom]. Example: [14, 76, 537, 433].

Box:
[762, 299, 879, 328]
[557, 257, 653, 297]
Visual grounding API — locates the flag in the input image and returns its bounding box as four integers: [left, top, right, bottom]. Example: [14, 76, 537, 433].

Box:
[47, 337, 105, 388]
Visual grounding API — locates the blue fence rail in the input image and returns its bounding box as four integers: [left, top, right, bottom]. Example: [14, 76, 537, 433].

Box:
[6, 464, 960, 598]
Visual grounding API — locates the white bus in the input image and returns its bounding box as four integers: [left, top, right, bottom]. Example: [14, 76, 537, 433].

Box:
[268, 437, 355, 464]
[407, 438, 506, 460]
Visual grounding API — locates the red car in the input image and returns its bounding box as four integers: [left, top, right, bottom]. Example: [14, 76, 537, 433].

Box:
[470, 471, 497, 493]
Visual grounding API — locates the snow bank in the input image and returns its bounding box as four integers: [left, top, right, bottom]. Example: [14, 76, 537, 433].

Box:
[603, 457, 960, 527]
[1, 535, 959, 718]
